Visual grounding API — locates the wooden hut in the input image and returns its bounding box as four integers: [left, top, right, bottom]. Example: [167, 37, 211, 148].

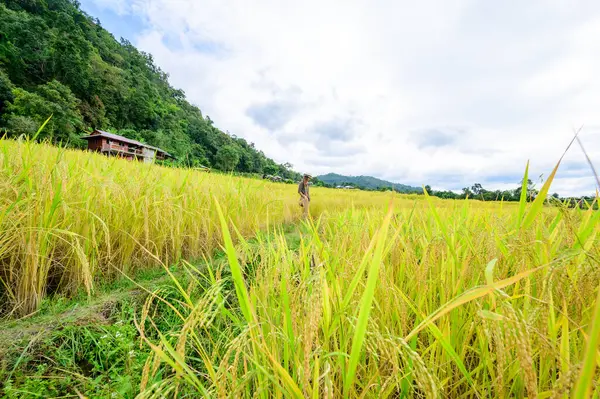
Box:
[82, 130, 173, 163]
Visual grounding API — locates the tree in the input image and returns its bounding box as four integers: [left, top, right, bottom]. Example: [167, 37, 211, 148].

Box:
[312, 177, 325, 187]
[482, 190, 500, 201]
[189, 144, 210, 168]
[215, 145, 240, 171]
[79, 95, 108, 129]
[237, 150, 253, 173]
[424, 185, 432, 195]
[0, 68, 14, 115]
[5, 115, 37, 136]
[251, 152, 266, 175]
[5, 81, 84, 145]
[264, 161, 279, 176]
[501, 190, 515, 201]
[471, 183, 483, 195]
[514, 179, 538, 202]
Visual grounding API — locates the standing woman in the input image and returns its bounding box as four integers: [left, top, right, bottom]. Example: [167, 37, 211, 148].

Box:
[298, 174, 311, 219]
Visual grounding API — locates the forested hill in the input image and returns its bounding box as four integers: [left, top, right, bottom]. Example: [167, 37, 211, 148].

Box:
[0, 0, 299, 179]
[317, 173, 421, 192]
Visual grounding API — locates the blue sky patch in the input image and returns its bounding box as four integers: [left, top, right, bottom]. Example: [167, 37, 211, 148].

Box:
[79, 0, 146, 43]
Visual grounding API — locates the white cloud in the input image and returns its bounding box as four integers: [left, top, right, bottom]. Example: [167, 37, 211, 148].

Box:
[88, 0, 600, 196]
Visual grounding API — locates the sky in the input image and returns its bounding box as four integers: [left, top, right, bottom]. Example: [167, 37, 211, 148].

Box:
[79, 0, 600, 196]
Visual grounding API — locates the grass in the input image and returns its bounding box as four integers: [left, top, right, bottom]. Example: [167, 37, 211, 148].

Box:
[0, 138, 396, 317]
[1, 301, 147, 398]
[1, 137, 600, 398]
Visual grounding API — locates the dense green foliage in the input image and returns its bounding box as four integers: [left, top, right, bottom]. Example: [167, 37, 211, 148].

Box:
[0, 0, 299, 179]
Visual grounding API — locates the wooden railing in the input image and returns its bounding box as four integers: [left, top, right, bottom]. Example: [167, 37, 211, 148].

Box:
[102, 144, 143, 155]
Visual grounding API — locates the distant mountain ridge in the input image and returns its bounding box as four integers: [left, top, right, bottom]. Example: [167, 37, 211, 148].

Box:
[317, 173, 421, 193]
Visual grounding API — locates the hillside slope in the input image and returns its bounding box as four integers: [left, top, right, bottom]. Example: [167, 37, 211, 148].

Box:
[0, 0, 298, 179]
[318, 173, 421, 192]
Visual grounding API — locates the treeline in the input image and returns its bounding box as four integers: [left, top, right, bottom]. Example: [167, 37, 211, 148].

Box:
[315, 173, 421, 193]
[314, 178, 597, 208]
[0, 0, 300, 180]
[424, 180, 596, 207]
[312, 178, 422, 193]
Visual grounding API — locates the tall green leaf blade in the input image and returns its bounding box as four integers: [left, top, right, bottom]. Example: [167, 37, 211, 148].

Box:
[214, 197, 253, 324]
[341, 226, 379, 309]
[520, 131, 580, 231]
[32, 115, 53, 142]
[573, 282, 600, 398]
[522, 159, 561, 230]
[343, 205, 394, 396]
[423, 188, 448, 237]
[517, 161, 530, 229]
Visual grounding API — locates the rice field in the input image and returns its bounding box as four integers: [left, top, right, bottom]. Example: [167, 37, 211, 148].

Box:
[0, 138, 398, 316]
[137, 194, 600, 398]
[1, 137, 600, 398]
